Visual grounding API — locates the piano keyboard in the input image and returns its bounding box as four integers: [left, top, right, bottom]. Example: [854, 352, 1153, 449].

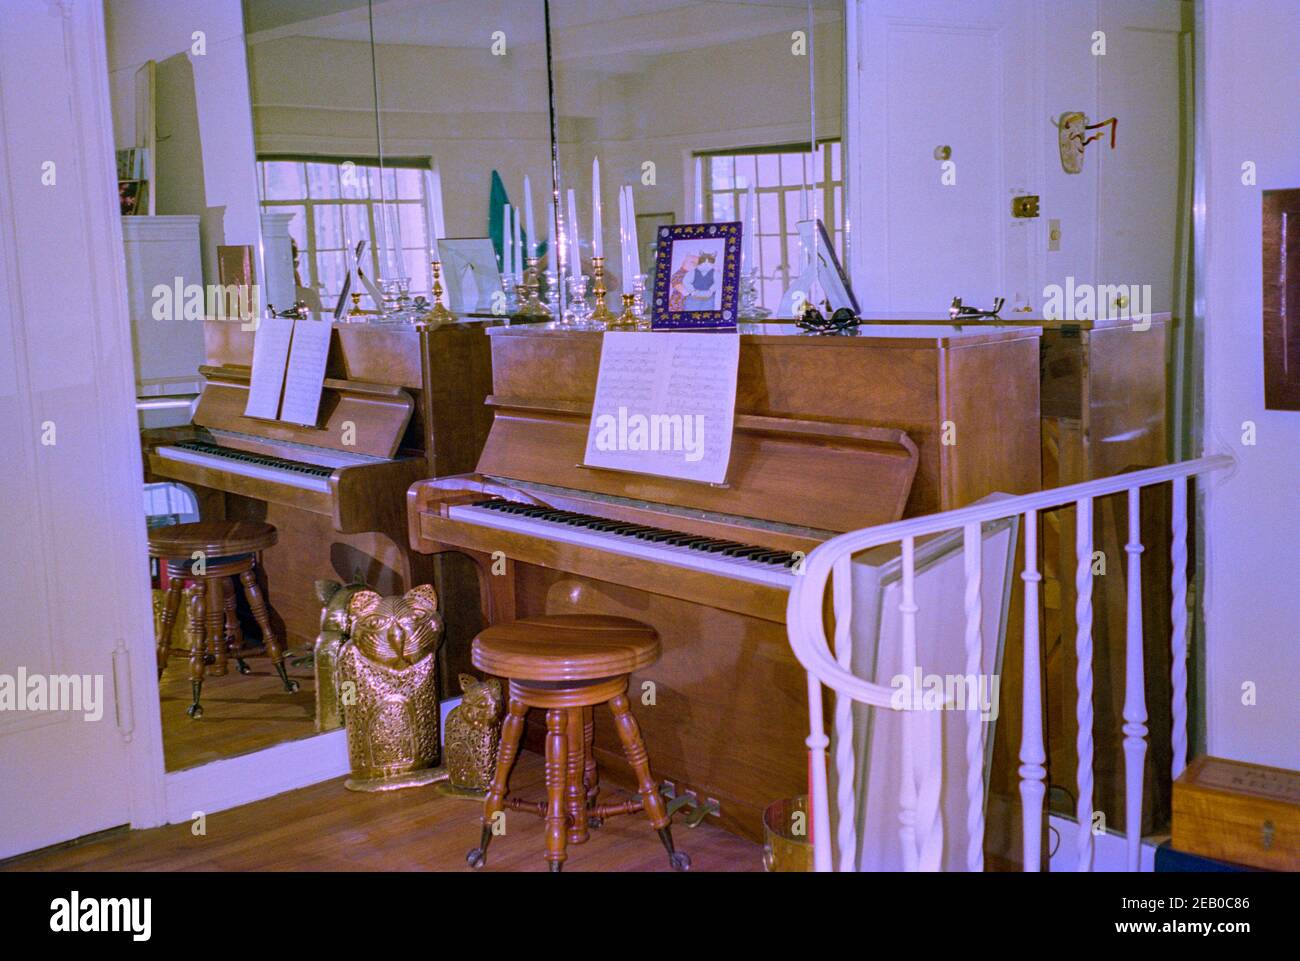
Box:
[157, 440, 335, 492]
[446, 499, 801, 589]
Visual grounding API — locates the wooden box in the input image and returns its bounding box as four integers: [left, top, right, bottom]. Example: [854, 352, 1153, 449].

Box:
[1172, 755, 1300, 871]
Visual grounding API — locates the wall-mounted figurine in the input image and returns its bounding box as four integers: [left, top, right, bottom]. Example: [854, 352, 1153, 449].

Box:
[312, 577, 367, 732]
[339, 584, 446, 791]
[441, 673, 503, 798]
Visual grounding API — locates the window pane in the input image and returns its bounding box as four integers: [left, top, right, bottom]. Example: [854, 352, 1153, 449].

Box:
[761, 236, 783, 276]
[394, 167, 424, 199]
[403, 249, 430, 292]
[831, 141, 842, 181]
[315, 205, 345, 249]
[342, 204, 370, 251]
[733, 155, 756, 191]
[759, 191, 779, 232]
[261, 161, 303, 200]
[709, 156, 734, 191]
[711, 192, 735, 221]
[276, 205, 307, 252]
[315, 250, 349, 300]
[780, 153, 805, 185]
[306, 162, 339, 199]
[398, 203, 426, 251]
[339, 163, 370, 200]
[757, 153, 781, 186]
[785, 190, 805, 230]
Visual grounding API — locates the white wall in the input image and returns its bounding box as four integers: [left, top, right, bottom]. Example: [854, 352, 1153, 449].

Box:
[1202, 0, 1300, 770]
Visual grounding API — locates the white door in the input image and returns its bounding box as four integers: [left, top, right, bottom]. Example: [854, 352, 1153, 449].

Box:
[850, 0, 1036, 313]
[0, 0, 163, 860]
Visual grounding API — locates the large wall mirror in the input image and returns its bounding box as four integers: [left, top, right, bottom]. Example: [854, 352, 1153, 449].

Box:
[547, 0, 846, 317]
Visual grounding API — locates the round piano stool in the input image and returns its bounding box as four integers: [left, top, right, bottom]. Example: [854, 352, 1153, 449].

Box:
[464, 614, 690, 873]
[148, 521, 299, 719]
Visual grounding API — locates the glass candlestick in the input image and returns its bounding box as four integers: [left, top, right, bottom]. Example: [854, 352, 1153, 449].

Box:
[499, 274, 521, 316]
[739, 269, 770, 320]
[518, 256, 552, 316]
[564, 274, 590, 327]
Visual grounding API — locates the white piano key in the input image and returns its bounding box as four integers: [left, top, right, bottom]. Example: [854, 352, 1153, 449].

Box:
[156, 445, 332, 493]
[447, 504, 797, 589]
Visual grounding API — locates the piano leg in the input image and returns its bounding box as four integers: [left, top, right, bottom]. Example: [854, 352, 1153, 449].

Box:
[608, 692, 691, 872]
[468, 696, 528, 869]
[239, 567, 299, 694]
[156, 580, 183, 678]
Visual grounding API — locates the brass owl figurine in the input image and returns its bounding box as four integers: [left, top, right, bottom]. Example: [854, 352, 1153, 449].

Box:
[312, 577, 367, 732]
[443, 673, 503, 794]
[338, 584, 444, 790]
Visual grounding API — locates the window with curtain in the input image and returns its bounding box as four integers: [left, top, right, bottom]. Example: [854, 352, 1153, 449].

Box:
[256, 159, 434, 304]
[701, 139, 843, 310]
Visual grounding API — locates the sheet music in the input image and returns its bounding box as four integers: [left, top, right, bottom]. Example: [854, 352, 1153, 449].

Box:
[278, 319, 332, 427]
[242, 316, 294, 420]
[583, 332, 740, 484]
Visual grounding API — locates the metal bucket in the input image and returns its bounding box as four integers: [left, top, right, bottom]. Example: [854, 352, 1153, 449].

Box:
[762, 795, 813, 872]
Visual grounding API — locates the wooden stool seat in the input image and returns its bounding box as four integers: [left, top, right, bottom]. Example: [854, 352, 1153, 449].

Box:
[147, 521, 277, 558]
[471, 614, 660, 681]
[466, 614, 688, 873]
[148, 521, 296, 719]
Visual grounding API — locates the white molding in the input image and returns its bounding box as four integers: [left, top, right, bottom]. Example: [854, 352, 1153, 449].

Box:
[161, 696, 462, 822]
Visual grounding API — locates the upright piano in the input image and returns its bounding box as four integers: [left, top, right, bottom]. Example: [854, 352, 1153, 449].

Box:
[142, 316, 514, 698]
[408, 324, 1042, 839]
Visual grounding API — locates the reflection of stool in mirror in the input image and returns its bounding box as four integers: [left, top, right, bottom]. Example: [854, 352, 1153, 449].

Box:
[149, 521, 299, 719]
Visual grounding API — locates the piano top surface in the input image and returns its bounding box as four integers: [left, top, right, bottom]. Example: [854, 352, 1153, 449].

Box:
[485, 320, 1041, 348]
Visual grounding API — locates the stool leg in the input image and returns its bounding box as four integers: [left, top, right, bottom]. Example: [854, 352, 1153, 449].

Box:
[156, 579, 183, 677]
[239, 568, 298, 693]
[467, 696, 526, 869]
[223, 580, 250, 675]
[184, 585, 207, 719]
[544, 708, 569, 872]
[205, 577, 227, 677]
[565, 706, 589, 844]
[584, 704, 599, 808]
[608, 692, 690, 871]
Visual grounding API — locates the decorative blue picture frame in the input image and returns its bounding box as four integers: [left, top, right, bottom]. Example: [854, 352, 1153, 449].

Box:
[650, 221, 742, 330]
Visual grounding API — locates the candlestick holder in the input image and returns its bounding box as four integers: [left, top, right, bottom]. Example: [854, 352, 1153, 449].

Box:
[739, 269, 770, 320]
[589, 256, 615, 325]
[499, 275, 521, 316]
[348, 291, 365, 318]
[609, 293, 639, 330]
[517, 256, 552, 317]
[632, 273, 651, 330]
[420, 260, 454, 324]
[564, 274, 590, 327]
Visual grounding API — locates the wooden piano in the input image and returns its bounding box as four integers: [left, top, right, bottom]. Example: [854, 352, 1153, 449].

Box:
[142, 316, 514, 698]
[408, 324, 1041, 839]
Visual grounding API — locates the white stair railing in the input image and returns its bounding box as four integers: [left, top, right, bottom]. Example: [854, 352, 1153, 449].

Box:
[786, 455, 1232, 872]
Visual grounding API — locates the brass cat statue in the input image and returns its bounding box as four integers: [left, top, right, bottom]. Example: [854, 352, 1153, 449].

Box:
[339, 584, 447, 791]
[441, 673, 503, 797]
[312, 577, 367, 733]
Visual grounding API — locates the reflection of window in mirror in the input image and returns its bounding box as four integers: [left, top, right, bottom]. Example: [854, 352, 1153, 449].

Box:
[257, 159, 438, 305]
[700, 141, 843, 311]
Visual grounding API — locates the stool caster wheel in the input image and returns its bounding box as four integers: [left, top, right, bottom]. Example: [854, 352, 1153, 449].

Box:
[588, 817, 603, 830]
[548, 862, 563, 873]
[274, 662, 300, 693]
[235, 659, 252, 675]
[466, 848, 486, 869]
[285, 679, 300, 693]
[187, 703, 204, 719]
[669, 851, 692, 872]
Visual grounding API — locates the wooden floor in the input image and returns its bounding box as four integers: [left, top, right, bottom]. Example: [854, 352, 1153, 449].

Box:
[160, 648, 316, 771]
[6, 750, 761, 872]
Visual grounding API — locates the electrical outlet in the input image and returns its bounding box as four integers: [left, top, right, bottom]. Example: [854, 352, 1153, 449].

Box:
[1048, 218, 1061, 252]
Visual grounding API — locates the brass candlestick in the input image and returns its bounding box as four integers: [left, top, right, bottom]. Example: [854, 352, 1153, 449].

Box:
[518, 256, 552, 317]
[348, 291, 364, 317]
[609, 293, 638, 330]
[589, 255, 614, 325]
[421, 260, 453, 324]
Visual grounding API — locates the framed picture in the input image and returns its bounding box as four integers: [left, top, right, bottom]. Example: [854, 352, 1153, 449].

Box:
[437, 237, 503, 314]
[650, 221, 742, 330]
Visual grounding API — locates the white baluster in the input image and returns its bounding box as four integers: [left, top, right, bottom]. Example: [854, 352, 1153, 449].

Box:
[1170, 477, 1189, 780]
[962, 522, 985, 872]
[1019, 510, 1046, 871]
[1123, 486, 1148, 871]
[915, 705, 945, 871]
[898, 535, 919, 871]
[806, 671, 833, 872]
[831, 555, 858, 872]
[1074, 497, 1095, 871]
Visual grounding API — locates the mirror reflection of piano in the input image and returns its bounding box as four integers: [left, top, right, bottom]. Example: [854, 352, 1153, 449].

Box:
[408, 323, 1042, 839]
[142, 316, 513, 698]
